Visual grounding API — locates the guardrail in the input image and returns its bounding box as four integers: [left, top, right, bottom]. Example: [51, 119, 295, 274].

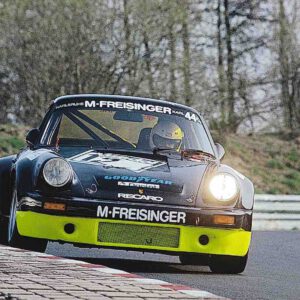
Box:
[253, 194, 300, 230]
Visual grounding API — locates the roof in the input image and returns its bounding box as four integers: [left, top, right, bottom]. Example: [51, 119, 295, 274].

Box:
[53, 94, 200, 115]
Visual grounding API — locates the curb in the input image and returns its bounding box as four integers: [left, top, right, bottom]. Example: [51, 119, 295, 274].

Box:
[0, 245, 227, 299]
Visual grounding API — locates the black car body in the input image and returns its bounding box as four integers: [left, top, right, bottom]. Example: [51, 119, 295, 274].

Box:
[0, 95, 254, 273]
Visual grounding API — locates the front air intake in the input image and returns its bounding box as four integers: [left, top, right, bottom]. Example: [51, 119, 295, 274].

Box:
[98, 222, 180, 248]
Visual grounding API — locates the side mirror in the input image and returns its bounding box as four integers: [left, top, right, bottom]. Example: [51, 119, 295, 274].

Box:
[26, 128, 40, 148]
[215, 143, 225, 160]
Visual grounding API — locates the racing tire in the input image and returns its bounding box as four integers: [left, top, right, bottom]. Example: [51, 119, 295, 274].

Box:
[0, 216, 9, 245]
[209, 254, 248, 274]
[179, 253, 209, 266]
[7, 185, 48, 252]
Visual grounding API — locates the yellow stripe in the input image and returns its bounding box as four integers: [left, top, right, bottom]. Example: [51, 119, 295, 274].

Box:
[16, 211, 251, 256]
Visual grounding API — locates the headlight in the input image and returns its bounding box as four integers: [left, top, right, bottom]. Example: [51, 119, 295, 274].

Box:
[209, 173, 238, 201]
[43, 158, 72, 187]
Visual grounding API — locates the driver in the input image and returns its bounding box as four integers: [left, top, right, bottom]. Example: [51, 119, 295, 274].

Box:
[150, 121, 184, 151]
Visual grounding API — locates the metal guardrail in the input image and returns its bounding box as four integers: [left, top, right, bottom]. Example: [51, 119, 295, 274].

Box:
[253, 194, 300, 230]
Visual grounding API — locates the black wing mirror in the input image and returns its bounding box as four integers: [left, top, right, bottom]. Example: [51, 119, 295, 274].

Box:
[26, 128, 40, 148]
[215, 143, 225, 160]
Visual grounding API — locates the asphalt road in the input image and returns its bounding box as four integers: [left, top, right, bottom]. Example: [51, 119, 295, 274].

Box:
[47, 231, 300, 300]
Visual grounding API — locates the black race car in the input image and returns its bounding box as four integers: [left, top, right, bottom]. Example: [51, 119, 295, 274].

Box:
[0, 95, 254, 273]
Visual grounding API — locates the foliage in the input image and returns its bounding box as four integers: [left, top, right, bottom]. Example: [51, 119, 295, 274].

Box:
[0, 0, 298, 134]
[221, 133, 300, 194]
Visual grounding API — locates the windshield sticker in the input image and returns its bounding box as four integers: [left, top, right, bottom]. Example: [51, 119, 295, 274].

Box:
[104, 175, 173, 185]
[85, 100, 172, 114]
[184, 111, 200, 122]
[97, 205, 186, 224]
[56, 100, 200, 122]
[69, 151, 166, 173]
[56, 102, 85, 109]
[118, 193, 163, 202]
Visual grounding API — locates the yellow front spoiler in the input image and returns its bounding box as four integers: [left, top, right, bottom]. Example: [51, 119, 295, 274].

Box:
[17, 211, 251, 256]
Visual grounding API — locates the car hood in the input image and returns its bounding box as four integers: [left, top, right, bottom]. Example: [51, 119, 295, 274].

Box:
[66, 150, 215, 207]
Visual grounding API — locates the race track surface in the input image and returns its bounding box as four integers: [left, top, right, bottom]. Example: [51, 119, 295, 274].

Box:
[48, 231, 300, 300]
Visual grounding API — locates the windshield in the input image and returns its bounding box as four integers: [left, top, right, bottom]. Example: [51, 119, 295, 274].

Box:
[40, 99, 214, 155]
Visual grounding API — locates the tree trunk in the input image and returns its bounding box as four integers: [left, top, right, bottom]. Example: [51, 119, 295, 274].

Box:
[181, 3, 192, 106]
[278, 0, 295, 134]
[217, 0, 226, 125]
[224, 0, 236, 131]
[123, 0, 134, 93]
[143, 31, 155, 98]
[168, 24, 177, 101]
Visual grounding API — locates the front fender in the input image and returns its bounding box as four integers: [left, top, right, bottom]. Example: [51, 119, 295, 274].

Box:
[14, 150, 58, 197]
[198, 163, 255, 210]
[14, 149, 85, 198]
[216, 164, 255, 210]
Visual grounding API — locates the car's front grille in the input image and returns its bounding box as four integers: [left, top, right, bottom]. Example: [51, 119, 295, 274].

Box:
[98, 222, 180, 248]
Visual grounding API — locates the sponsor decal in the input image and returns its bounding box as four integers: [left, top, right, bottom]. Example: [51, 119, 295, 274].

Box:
[84, 100, 172, 115]
[184, 111, 200, 122]
[86, 183, 98, 195]
[69, 151, 166, 173]
[104, 175, 173, 185]
[118, 193, 163, 202]
[56, 100, 200, 123]
[56, 102, 85, 109]
[117, 181, 160, 189]
[97, 205, 186, 224]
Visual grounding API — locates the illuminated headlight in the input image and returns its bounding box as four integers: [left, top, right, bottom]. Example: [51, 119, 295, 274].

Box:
[209, 173, 239, 201]
[43, 158, 72, 187]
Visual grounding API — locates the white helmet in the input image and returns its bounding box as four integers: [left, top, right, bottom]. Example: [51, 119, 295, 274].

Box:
[150, 121, 184, 151]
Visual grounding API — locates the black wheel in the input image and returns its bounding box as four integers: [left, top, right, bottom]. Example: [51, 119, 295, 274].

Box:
[209, 254, 248, 274]
[179, 253, 209, 266]
[8, 185, 48, 252]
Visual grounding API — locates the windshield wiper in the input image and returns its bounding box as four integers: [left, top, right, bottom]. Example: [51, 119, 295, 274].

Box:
[152, 147, 180, 155]
[152, 148, 215, 161]
[181, 149, 216, 160]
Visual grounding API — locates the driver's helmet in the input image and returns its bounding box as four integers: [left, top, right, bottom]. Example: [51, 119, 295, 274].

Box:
[150, 121, 184, 151]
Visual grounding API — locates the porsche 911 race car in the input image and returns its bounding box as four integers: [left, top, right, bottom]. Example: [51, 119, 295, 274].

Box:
[0, 95, 254, 273]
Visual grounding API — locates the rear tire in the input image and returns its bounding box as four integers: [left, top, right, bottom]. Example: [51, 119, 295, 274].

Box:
[8, 185, 47, 252]
[209, 254, 248, 274]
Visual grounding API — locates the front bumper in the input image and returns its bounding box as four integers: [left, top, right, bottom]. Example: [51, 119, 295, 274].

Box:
[16, 212, 251, 257]
[16, 195, 252, 256]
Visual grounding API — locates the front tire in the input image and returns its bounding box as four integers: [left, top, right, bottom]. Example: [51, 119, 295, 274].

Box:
[179, 253, 209, 266]
[209, 254, 248, 274]
[0, 216, 9, 245]
[8, 185, 48, 252]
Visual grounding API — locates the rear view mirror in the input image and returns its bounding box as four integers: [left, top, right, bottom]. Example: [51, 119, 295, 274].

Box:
[26, 128, 40, 148]
[113, 111, 143, 122]
[215, 143, 225, 160]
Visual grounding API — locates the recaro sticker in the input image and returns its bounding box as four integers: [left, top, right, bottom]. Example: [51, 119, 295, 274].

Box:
[118, 193, 163, 202]
[69, 151, 166, 173]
